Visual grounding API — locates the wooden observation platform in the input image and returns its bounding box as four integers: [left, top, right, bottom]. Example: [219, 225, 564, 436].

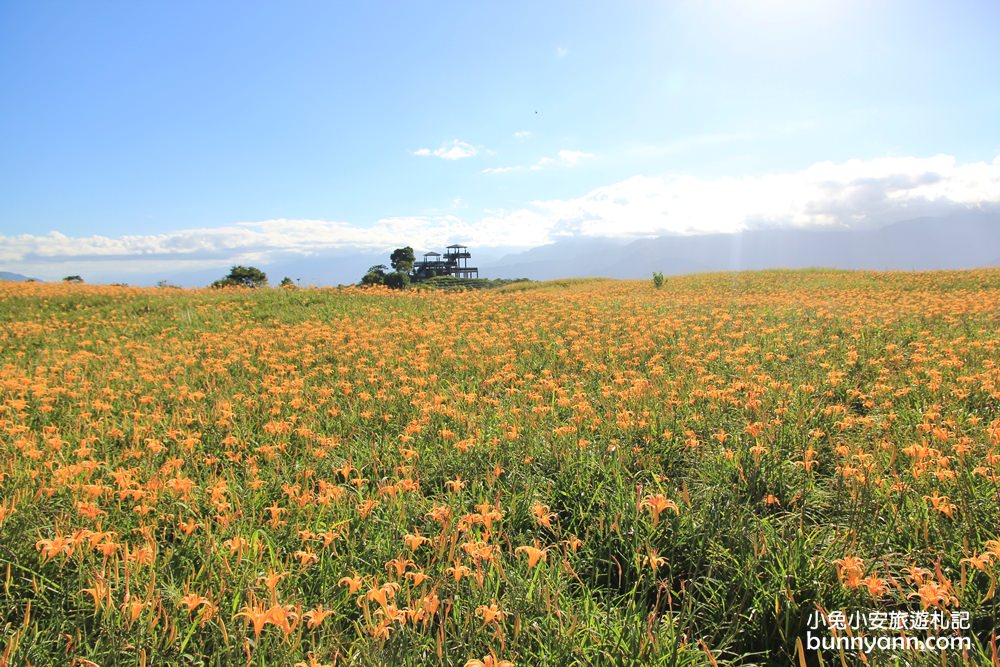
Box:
[411, 244, 479, 280]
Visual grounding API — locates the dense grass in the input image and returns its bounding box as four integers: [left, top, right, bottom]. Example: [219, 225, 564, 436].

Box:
[1, 270, 998, 666]
[413, 276, 530, 291]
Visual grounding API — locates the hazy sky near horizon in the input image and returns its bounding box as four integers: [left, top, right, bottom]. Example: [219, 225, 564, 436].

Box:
[2, 0, 1000, 279]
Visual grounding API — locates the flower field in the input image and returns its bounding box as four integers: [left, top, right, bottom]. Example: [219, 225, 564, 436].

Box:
[1, 270, 999, 666]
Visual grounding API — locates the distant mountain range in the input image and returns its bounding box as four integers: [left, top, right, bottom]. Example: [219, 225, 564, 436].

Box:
[2, 214, 997, 286]
[479, 214, 1000, 280]
[0, 271, 39, 282]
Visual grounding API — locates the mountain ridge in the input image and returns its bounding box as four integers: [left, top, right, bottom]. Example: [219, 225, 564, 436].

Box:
[0, 271, 40, 282]
[479, 214, 999, 280]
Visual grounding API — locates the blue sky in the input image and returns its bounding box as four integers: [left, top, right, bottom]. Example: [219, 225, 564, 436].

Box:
[2, 0, 999, 281]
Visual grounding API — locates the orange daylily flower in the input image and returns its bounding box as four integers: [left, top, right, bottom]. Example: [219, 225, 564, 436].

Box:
[465, 652, 515, 667]
[339, 574, 363, 595]
[385, 556, 414, 578]
[303, 605, 334, 629]
[833, 556, 865, 589]
[362, 582, 400, 609]
[643, 548, 667, 575]
[961, 552, 993, 571]
[295, 549, 320, 567]
[515, 541, 549, 569]
[531, 502, 555, 528]
[639, 493, 679, 526]
[178, 592, 211, 613]
[405, 570, 429, 586]
[861, 575, 888, 599]
[36, 535, 74, 561]
[446, 560, 471, 582]
[404, 531, 429, 550]
[476, 601, 505, 626]
[80, 578, 110, 612]
[259, 570, 289, 593]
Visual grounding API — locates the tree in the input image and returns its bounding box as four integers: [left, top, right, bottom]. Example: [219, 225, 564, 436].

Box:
[652, 272, 665, 289]
[360, 265, 388, 286]
[279, 276, 296, 289]
[384, 271, 410, 290]
[63, 275, 83, 283]
[390, 246, 415, 274]
[211, 265, 268, 289]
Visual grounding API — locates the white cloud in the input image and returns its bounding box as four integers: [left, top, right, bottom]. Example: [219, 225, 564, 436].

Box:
[513, 130, 533, 141]
[483, 149, 595, 174]
[413, 140, 479, 160]
[531, 149, 594, 170]
[4, 154, 999, 280]
[533, 154, 1000, 238]
[627, 132, 755, 157]
[555, 46, 568, 59]
[482, 165, 520, 174]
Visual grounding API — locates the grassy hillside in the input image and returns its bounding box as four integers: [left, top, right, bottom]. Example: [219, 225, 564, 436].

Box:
[1, 270, 998, 666]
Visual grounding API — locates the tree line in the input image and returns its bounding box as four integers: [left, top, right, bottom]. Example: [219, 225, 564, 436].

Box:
[58, 250, 420, 289]
[360, 246, 414, 289]
[209, 248, 416, 291]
